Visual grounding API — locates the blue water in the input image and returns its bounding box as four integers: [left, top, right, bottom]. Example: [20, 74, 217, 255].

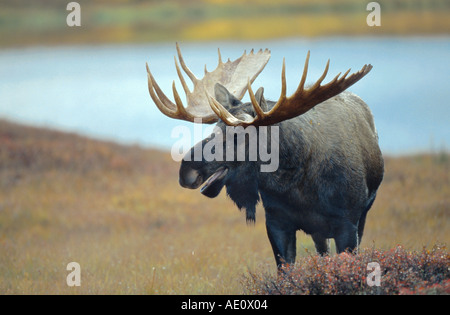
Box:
[0, 37, 449, 155]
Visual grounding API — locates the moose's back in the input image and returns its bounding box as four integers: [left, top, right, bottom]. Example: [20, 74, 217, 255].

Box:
[260, 90, 384, 238]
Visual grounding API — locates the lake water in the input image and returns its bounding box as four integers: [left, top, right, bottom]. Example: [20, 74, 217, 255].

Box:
[0, 37, 449, 155]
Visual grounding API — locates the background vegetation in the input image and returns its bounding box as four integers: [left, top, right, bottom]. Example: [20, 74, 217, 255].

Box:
[0, 0, 449, 47]
[0, 120, 448, 294]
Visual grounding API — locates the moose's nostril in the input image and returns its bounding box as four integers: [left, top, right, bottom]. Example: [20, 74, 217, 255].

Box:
[179, 168, 201, 188]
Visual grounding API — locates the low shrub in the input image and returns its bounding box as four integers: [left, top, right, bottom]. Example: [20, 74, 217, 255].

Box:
[244, 245, 449, 295]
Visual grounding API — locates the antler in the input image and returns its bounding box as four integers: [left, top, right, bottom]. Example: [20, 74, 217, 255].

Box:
[146, 43, 271, 124]
[206, 51, 373, 127]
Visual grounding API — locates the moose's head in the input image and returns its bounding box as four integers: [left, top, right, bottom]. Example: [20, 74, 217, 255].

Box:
[146, 43, 372, 222]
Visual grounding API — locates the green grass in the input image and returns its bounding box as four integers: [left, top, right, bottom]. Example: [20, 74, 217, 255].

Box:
[0, 119, 448, 294]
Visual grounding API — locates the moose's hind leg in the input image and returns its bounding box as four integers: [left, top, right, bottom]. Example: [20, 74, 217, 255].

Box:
[311, 233, 329, 255]
[265, 217, 297, 268]
[334, 221, 359, 253]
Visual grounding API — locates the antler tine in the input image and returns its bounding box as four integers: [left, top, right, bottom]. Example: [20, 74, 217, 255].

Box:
[147, 70, 177, 119]
[280, 57, 287, 99]
[204, 48, 224, 74]
[340, 64, 372, 86]
[176, 43, 198, 84]
[247, 78, 266, 119]
[146, 63, 176, 113]
[295, 51, 310, 94]
[266, 58, 287, 117]
[310, 58, 330, 90]
[341, 68, 351, 80]
[217, 48, 223, 65]
[172, 81, 194, 120]
[174, 56, 192, 96]
[324, 71, 342, 87]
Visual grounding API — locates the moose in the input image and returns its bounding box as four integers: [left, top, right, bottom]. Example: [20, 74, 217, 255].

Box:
[146, 44, 384, 268]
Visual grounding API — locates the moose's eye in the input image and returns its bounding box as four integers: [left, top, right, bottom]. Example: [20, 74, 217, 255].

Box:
[231, 99, 241, 107]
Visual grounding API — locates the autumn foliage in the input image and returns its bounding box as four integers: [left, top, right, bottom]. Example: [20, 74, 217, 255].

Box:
[244, 245, 450, 295]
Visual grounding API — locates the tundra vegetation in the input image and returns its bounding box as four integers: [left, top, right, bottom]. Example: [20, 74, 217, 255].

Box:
[0, 0, 449, 47]
[0, 120, 448, 294]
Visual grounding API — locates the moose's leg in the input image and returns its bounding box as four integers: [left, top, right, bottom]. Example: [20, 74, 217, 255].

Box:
[334, 220, 359, 253]
[357, 210, 368, 245]
[265, 213, 297, 269]
[311, 234, 329, 255]
[358, 195, 376, 244]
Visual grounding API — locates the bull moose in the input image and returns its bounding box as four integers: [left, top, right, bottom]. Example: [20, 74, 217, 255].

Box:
[146, 44, 384, 268]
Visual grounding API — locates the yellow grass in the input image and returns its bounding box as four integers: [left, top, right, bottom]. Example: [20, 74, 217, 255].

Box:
[181, 12, 450, 41]
[0, 120, 448, 294]
[181, 15, 352, 41]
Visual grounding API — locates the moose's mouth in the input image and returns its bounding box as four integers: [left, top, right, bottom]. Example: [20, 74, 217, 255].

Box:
[200, 167, 228, 198]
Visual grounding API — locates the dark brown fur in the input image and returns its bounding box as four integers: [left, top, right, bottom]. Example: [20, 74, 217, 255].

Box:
[179, 88, 384, 268]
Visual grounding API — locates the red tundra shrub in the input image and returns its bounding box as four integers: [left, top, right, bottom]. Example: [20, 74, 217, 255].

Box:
[244, 245, 449, 295]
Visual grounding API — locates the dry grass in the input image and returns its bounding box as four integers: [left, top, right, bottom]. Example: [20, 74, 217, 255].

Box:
[0, 119, 448, 294]
[364, 153, 449, 250]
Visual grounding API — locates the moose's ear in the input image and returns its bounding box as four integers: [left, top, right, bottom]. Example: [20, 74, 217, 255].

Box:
[254, 87, 268, 112]
[214, 83, 242, 108]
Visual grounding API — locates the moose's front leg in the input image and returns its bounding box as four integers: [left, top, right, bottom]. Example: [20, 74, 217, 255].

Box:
[265, 211, 297, 269]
